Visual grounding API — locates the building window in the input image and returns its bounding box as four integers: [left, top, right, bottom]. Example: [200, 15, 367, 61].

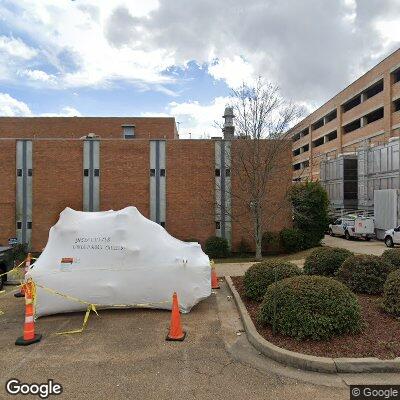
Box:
[215, 221, 221, 229]
[150, 169, 155, 177]
[28, 169, 32, 177]
[160, 169, 166, 177]
[312, 137, 324, 148]
[393, 98, 400, 112]
[215, 169, 220, 177]
[364, 79, 383, 100]
[160, 222, 165, 228]
[83, 169, 89, 177]
[122, 124, 135, 139]
[225, 169, 231, 177]
[311, 118, 324, 131]
[343, 119, 361, 134]
[364, 107, 384, 124]
[325, 109, 337, 123]
[17, 221, 22, 229]
[342, 95, 361, 113]
[326, 130, 337, 142]
[392, 67, 400, 84]
[94, 169, 100, 177]
[17, 169, 22, 177]
[27, 221, 32, 229]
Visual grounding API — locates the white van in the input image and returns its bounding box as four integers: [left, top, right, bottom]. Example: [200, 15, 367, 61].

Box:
[328, 216, 375, 241]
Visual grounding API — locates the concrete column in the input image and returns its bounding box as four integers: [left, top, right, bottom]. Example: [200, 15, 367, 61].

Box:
[214, 140, 232, 245]
[83, 140, 100, 211]
[360, 116, 367, 128]
[384, 72, 393, 139]
[150, 140, 166, 225]
[361, 93, 367, 103]
[16, 140, 33, 248]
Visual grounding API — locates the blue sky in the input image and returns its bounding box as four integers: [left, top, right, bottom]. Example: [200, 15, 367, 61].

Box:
[0, 0, 399, 138]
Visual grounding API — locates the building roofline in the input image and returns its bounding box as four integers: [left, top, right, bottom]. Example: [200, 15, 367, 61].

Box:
[289, 46, 400, 133]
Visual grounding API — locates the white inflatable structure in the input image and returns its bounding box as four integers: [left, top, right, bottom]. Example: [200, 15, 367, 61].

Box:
[26, 207, 211, 317]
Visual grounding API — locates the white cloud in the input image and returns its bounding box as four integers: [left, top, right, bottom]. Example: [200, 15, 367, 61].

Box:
[167, 97, 231, 138]
[208, 56, 255, 88]
[40, 106, 81, 117]
[20, 69, 56, 83]
[0, 93, 32, 116]
[0, 35, 37, 59]
[0, 92, 81, 117]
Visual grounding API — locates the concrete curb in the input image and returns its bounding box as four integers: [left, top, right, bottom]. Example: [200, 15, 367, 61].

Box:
[226, 276, 400, 374]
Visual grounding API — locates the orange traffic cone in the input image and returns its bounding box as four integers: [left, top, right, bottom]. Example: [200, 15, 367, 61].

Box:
[14, 253, 32, 298]
[211, 266, 220, 289]
[166, 292, 186, 341]
[15, 280, 42, 346]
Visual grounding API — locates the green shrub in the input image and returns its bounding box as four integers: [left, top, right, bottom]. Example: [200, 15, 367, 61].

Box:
[382, 269, 400, 316]
[381, 249, 400, 270]
[304, 247, 353, 276]
[280, 228, 303, 253]
[336, 255, 393, 294]
[243, 260, 302, 301]
[204, 236, 230, 259]
[262, 232, 282, 255]
[237, 237, 251, 256]
[290, 181, 329, 249]
[258, 275, 363, 340]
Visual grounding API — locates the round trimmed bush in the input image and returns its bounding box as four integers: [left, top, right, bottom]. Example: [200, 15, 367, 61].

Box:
[304, 247, 353, 276]
[381, 249, 400, 270]
[204, 236, 230, 259]
[258, 275, 363, 340]
[336, 255, 393, 294]
[382, 269, 400, 316]
[280, 228, 304, 253]
[243, 260, 302, 301]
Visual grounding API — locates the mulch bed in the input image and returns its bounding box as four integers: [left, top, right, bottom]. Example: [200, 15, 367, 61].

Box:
[231, 276, 400, 359]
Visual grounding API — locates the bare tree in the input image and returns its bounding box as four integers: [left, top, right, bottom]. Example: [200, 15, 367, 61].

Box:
[224, 77, 304, 259]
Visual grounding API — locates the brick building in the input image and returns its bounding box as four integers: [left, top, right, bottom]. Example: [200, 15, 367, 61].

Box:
[289, 47, 400, 181]
[0, 116, 292, 252]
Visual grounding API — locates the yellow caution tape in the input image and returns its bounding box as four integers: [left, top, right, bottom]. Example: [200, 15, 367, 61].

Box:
[0, 259, 27, 279]
[32, 281, 171, 335]
[56, 304, 98, 335]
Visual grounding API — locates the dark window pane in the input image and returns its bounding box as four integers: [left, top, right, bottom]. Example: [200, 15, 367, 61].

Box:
[225, 168, 231, 177]
[28, 169, 32, 177]
[17, 169, 22, 177]
[215, 221, 221, 229]
[17, 221, 22, 229]
[84, 169, 89, 177]
[27, 221, 32, 229]
[160, 169, 166, 177]
[150, 169, 155, 177]
[94, 169, 100, 177]
[160, 221, 165, 227]
[215, 169, 220, 177]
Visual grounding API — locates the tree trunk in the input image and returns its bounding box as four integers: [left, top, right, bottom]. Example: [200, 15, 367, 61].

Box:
[255, 235, 262, 260]
[253, 206, 263, 261]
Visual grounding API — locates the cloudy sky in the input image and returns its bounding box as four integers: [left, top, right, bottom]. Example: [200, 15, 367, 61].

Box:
[0, 0, 399, 138]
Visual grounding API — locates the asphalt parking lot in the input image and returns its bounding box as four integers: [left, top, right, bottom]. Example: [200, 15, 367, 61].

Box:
[322, 234, 387, 256]
[2, 279, 399, 400]
[0, 282, 357, 400]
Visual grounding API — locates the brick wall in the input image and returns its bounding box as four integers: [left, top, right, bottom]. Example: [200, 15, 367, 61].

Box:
[32, 140, 83, 250]
[100, 141, 150, 217]
[0, 117, 177, 140]
[0, 140, 16, 246]
[231, 140, 293, 251]
[0, 138, 292, 252]
[166, 140, 215, 246]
